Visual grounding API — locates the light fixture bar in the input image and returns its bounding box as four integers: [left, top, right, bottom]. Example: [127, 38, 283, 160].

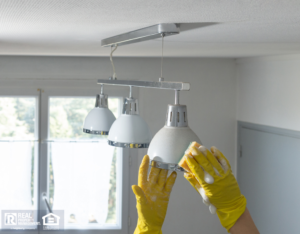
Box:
[101, 23, 180, 47]
[97, 79, 190, 91]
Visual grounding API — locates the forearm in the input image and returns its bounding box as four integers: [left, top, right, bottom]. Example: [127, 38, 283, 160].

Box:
[229, 208, 259, 234]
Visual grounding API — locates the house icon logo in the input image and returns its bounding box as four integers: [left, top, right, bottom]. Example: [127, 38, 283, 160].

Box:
[42, 213, 60, 226]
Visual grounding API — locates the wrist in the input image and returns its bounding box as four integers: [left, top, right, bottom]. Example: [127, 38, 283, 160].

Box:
[229, 208, 260, 234]
[134, 219, 162, 234]
[216, 195, 247, 232]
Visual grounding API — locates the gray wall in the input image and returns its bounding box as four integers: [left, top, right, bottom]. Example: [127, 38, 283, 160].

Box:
[0, 56, 237, 234]
[237, 54, 300, 131]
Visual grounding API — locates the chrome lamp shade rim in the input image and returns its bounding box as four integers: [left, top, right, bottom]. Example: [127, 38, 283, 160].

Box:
[150, 160, 186, 172]
[83, 129, 109, 135]
[108, 140, 150, 148]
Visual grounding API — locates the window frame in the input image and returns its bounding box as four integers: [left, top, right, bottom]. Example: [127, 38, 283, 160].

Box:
[39, 87, 130, 234]
[0, 85, 133, 234]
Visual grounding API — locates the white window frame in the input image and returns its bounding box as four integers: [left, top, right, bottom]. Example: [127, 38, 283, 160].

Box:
[0, 84, 136, 234]
[40, 87, 130, 234]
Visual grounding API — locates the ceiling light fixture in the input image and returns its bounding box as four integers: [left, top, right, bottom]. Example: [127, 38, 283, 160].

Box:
[85, 23, 200, 171]
[148, 34, 201, 171]
[148, 90, 201, 171]
[108, 86, 151, 148]
[83, 84, 116, 135]
[83, 45, 119, 135]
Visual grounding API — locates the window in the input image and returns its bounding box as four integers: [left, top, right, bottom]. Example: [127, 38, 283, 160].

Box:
[0, 97, 38, 224]
[48, 97, 121, 229]
[0, 88, 130, 234]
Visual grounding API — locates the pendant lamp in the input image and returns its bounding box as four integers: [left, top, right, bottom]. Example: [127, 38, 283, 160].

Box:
[83, 86, 116, 135]
[148, 91, 201, 171]
[108, 88, 151, 148]
[85, 23, 199, 158]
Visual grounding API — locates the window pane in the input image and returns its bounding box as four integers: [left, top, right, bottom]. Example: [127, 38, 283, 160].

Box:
[48, 97, 121, 229]
[0, 97, 36, 140]
[0, 97, 38, 227]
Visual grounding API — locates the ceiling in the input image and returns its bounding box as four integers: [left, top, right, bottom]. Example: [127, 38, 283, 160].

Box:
[1, 0, 300, 58]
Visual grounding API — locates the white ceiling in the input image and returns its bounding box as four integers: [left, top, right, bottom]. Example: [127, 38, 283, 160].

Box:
[1, 0, 300, 58]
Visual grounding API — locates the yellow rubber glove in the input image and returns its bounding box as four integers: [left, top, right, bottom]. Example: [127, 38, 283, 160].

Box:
[132, 155, 177, 234]
[184, 145, 247, 232]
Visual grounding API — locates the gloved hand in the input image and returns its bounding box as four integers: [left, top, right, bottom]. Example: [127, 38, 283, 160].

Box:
[132, 155, 177, 234]
[184, 144, 247, 232]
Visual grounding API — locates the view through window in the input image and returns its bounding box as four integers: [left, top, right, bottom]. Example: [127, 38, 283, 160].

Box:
[0, 95, 122, 230]
[48, 97, 121, 229]
[0, 97, 38, 226]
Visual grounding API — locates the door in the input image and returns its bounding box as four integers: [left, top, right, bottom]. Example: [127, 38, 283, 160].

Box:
[238, 122, 300, 233]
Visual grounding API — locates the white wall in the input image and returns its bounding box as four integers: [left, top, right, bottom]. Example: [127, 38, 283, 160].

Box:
[0, 56, 236, 234]
[237, 54, 300, 131]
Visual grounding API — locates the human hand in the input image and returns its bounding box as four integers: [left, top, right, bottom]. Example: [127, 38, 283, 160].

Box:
[132, 155, 177, 234]
[183, 144, 247, 232]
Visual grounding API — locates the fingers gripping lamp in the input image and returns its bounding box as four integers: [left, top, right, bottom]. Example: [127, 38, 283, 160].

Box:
[148, 90, 201, 171]
[83, 85, 116, 135]
[108, 86, 151, 148]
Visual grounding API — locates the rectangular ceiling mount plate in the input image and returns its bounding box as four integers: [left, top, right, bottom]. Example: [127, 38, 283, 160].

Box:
[101, 23, 180, 47]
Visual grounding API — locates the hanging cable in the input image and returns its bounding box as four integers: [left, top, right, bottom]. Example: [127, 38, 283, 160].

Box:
[110, 44, 118, 79]
[160, 34, 165, 80]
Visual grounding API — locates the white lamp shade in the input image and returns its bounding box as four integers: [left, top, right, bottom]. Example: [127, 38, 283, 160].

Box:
[147, 126, 201, 164]
[83, 107, 116, 134]
[108, 114, 151, 147]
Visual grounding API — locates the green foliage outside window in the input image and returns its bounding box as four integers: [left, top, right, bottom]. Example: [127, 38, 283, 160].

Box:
[0, 97, 119, 224]
[0, 97, 35, 139]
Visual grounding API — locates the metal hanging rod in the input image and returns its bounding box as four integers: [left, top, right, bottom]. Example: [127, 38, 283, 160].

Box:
[97, 79, 190, 91]
[101, 23, 180, 47]
[99, 23, 188, 92]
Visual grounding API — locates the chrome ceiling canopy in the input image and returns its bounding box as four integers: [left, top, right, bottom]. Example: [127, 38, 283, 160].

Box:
[101, 23, 180, 47]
